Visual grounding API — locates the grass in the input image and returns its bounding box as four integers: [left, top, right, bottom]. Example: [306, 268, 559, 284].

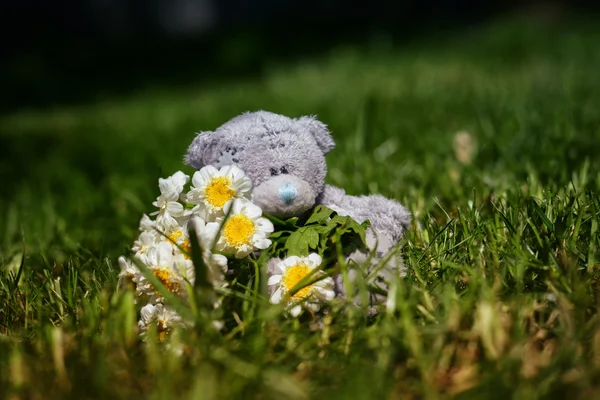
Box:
[2, 15, 600, 399]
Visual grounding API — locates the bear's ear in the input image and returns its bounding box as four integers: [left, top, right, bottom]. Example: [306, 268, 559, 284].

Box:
[184, 131, 220, 169]
[297, 115, 335, 154]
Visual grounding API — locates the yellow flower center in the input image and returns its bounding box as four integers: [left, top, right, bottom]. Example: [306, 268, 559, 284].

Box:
[282, 264, 313, 299]
[153, 268, 179, 293]
[223, 215, 255, 247]
[181, 239, 192, 260]
[167, 228, 183, 243]
[157, 320, 169, 342]
[206, 177, 234, 208]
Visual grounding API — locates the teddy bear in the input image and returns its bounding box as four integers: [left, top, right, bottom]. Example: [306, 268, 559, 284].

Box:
[185, 111, 411, 310]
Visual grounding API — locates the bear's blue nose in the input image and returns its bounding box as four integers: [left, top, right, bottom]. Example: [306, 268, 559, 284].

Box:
[278, 183, 297, 204]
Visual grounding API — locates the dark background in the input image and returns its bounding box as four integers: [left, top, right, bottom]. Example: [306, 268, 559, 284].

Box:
[2, 0, 598, 114]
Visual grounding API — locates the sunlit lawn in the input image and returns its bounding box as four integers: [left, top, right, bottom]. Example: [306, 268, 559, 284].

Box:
[1, 16, 600, 399]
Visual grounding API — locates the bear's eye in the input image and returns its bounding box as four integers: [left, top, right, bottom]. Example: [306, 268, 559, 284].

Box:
[280, 166, 288, 174]
[270, 167, 279, 176]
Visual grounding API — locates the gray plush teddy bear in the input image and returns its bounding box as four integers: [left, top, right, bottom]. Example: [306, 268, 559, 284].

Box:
[185, 111, 411, 309]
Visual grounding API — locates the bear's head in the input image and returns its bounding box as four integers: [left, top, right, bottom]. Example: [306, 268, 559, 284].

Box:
[185, 111, 335, 218]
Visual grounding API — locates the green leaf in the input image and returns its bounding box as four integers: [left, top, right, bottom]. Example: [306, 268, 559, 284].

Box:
[270, 205, 369, 261]
[264, 214, 299, 229]
[314, 222, 337, 237]
[11, 248, 25, 291]
[305, 205, 337, 225]
[528, 198, 554, 231]
[282, 217, 299, 227]
[284, 227, 320, 256]
[331, 215, 368, 245]
[269, 230, 291, 240]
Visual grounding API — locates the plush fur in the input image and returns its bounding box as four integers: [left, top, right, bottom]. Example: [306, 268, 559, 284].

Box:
[185, 111, 411, 309]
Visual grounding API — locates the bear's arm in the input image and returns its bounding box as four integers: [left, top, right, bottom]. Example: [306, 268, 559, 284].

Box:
[317, 185, 411, 242]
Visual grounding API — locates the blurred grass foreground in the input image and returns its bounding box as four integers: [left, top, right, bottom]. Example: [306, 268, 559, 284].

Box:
[2, 14, 600, 399]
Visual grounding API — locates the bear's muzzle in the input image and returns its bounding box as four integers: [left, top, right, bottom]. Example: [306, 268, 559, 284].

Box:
[251, 175, 315, 218]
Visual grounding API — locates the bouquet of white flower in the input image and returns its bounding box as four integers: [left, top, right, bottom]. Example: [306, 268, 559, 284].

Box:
[119, 166, 369, 341]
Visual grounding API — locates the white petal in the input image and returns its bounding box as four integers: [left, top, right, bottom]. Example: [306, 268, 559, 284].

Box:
[156, 214, 178, 234]
[172, 171, 190, 187]
[167, 191, 180, 202]
[194, 166, 218, 187]
[283, 256, 301, 267]
[275, 259, 287, 273]
[138, 320, 148, 333]
[192, 205, 211, 221]
[157, 242, 174, 263]
[219, 165, 236, 178]
[118, 256, 130, 272]
[323, 276, 335, 287]
[139, 214, 155, 231]
[157, 179, 181, 200]
[321, 289, 336, 301]
[190, 215, 206, 234]
[186, 188, 202, 205]
[255, 218, 274, 233]
[236, 179, 253, 196]
[270, 288, 283, 304]
[243, 201, 263, 219]
[290, 305, 302, 317]
[226, 164, 244, 179]
[140, 247, 157, 266]
[253, 238, 271, 250]
[231, 198, 244, 214]
[201, 222, 222, 249]
[267, 274, 282, 285]
[219, 200, 233, 215]
[211, 254, 228, 271]
[307, 302, 320, 312]
[177, 214, 192, 230]
[158, 178, 171, 195]
[325, 289, 336, 301]
[307, 253, 322, 267]
[141, 231, 158, 246]
[314, 278, 334, 295]
[140, 303, 157, 323]
[214, 236, 228, 253]
[166, 201, 184, 215]
[234, 248, 251, 259]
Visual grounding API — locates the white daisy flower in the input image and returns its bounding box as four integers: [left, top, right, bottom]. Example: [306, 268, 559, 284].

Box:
[161, 224, 191, 256]
[159, 171, 189, 198]
[205, 199, 273, 259]
[137, 241, 194, 303]
[132, 230, 160, 256]
[138, 303, 158, 333]
[139, 214, 156, 232]
[118, 256, 140, 282]
[118, 256, 152, 304]
[138, 303, 183, 341]
[159, 216, 229, 287]
[152, 171, 190, 232]
[186, 165, 252, 218]
[268, 253, 335, 317]
[190, 216, 229, 286]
